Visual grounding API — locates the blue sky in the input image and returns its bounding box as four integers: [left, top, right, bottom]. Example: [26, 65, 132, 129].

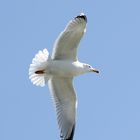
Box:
[0, 0, 140, 140]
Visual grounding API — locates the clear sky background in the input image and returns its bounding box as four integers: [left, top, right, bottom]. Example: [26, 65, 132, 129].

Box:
[0, 0, 140, 140]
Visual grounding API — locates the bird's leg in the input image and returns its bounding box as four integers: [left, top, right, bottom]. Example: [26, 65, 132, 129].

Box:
[35, 70, 45, 74]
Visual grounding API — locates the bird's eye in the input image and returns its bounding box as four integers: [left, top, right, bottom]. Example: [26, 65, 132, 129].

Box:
[88, 65, 91, 68]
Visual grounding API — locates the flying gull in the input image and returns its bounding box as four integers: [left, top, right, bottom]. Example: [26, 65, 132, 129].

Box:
[29, 13, 99, 140]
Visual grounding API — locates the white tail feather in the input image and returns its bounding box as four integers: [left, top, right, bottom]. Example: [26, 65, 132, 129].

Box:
[29, 48, 50, 87]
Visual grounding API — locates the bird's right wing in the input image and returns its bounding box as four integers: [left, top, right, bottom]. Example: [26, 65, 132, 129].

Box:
[48, 77, 77, 140]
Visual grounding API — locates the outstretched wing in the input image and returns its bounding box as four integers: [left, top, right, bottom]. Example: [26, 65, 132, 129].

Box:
[52, 13, 87, 61]
[48, 77, 77, 140]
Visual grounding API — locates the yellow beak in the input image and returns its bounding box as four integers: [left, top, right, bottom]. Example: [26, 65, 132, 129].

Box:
[92, 68, 99, 73]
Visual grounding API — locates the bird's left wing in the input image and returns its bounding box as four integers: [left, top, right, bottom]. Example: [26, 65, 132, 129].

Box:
[52, 13, 87, 61]
[48, 77, 77, 140]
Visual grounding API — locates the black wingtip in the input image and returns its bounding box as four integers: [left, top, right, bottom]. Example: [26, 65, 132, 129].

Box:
[61, 125, 75, 140]
[66, 125, 75, 140]
[75, 13, 87, 22]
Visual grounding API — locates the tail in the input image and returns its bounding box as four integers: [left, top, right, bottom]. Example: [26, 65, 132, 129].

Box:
[29, 48, 51, 87]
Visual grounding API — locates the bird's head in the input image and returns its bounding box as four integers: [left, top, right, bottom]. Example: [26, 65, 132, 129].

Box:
[83, 64, 99, 74]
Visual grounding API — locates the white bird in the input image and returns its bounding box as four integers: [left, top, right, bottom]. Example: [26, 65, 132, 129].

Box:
[29, 13, 99, 140]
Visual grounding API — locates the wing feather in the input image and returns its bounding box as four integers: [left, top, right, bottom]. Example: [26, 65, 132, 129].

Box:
[52, 14, 87, 61]
[48, 77, 77, 140]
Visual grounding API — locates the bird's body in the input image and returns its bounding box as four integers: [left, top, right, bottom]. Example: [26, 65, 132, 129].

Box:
[29, 13, 99, 140]
[44, 60, 86, 77]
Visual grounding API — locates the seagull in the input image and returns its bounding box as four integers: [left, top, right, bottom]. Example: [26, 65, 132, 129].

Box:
[29, 13, 99, 140]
